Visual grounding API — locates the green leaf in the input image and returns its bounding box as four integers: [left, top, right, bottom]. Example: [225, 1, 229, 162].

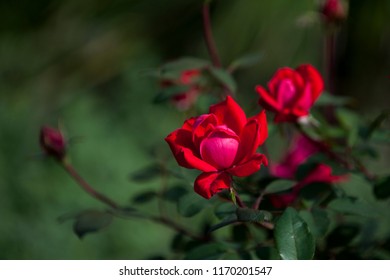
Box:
[132, 190, 157, 204]
[162, 185, 188, 202]
[236, 208, 273, 223]
[274, 207, 315, 260]
[177, 193, 208, 217]
[336, 173, 376, 203]
[73, 210, 113, 239]
[315, 91, 353, 107]
[129, 164, 162, 182]
[327, 198, 378, 217]
[374, 176, 390, 200]
[161, 57, 210, 72]
[208, 214, 238, 232]
[264, 180, 295, 194]
[153, 85, 190, 104]
[362, 110, 390, 140]
[184, 243, 227, 260]
[299, 208, 330, 238]
[336, 108, 360, 147]
[214, 203, 237, 219]
[228, 52, 263, 72]
[208, 67, 237, 93]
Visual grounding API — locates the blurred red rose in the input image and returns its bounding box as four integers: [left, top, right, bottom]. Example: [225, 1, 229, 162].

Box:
[165, 96, 268, 199]
[161, 69, 201, 111]
[256, 64, 324, 123]
[269, 135, 345, 208]
[40, 126, 67, 160]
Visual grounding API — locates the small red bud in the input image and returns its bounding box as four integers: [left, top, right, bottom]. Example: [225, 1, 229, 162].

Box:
[320, 0, 347, 25]
[40, 126, 67, 160]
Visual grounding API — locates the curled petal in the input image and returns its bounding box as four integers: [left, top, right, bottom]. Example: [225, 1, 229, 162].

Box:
[234, 119, 259, 163]
[296, 64, 324, 103]
[248, 110, 268, 147]
[228, 153, 268, 177]
[194, 172, 232, 199]
[267, 67, 304, 94]
[209, 95, 247, 135]
[256, 86, 281, 112]
[165, 129, 217, 172]
[192, 114, 218, 148]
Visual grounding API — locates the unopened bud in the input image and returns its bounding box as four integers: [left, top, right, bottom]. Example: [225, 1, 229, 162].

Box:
[320, 0, 347, 26]
[40, 126, 67, 160]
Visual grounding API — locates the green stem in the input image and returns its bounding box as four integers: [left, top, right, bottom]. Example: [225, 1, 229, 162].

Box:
[62, 160, 120, 210]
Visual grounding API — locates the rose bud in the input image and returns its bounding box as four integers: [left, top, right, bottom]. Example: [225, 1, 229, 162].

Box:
[269, 135, 346, 208]
[320, 0, 347, 25]
[165, 96, 268, 199]
[40, 126, 67, 161]
[256, 64, 324, 123]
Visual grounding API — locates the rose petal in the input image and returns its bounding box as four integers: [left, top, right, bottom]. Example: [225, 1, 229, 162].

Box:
[256, 86, 282, 112]
[301, 163, 346, 185]
[192, 114, 218, 149]
[194, 172, 232, 199]
[248, 110, 268, 146]
[228, 153, 268, 177]
[209, 96, 247, 135]
[165, 129, 217, 172]
[296, 64, 324, 103]
[268, 67, 304, 94]
[200, 128, 240, 170]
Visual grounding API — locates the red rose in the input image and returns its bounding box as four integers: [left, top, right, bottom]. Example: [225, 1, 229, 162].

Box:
[40, 126, 67, 160]
[165, 96, 268, 199]
[256, 64, 324, 122]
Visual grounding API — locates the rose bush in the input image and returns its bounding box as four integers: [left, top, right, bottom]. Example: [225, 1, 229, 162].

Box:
[165, 96, 268, 199]
[256, 64, 324, 122]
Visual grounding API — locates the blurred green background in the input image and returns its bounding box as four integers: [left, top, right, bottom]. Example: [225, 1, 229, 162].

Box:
[0, 0, 389, 259]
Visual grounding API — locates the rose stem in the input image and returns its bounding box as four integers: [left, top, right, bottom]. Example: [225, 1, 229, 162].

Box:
[324, 31, 335, 94]
[202, 0, 222, 68]
[61, 160, 120, 209]
[62, 160, 206, 240]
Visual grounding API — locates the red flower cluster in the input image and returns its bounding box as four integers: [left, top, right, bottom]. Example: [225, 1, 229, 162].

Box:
[256, 64, 324, 122]
[165, 96, 268, 199]
[269, 135, 346, 208]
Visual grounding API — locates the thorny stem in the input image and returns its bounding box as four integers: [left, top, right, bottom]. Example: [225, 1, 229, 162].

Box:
[62, 160, 120, 210]
[202, 1, 222, 68]
[61, 159, 206, 241]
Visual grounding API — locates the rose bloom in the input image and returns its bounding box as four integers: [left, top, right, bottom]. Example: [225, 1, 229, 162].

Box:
[165, 96, 268, 199]
[256, 64, 324, 123]
[161, 69, 201, 111]
[269, 135, 345, 208]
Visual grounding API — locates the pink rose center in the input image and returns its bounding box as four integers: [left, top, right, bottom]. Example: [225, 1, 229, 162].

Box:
[200, 128, 239, 170]
[277, 79, 297, 107]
